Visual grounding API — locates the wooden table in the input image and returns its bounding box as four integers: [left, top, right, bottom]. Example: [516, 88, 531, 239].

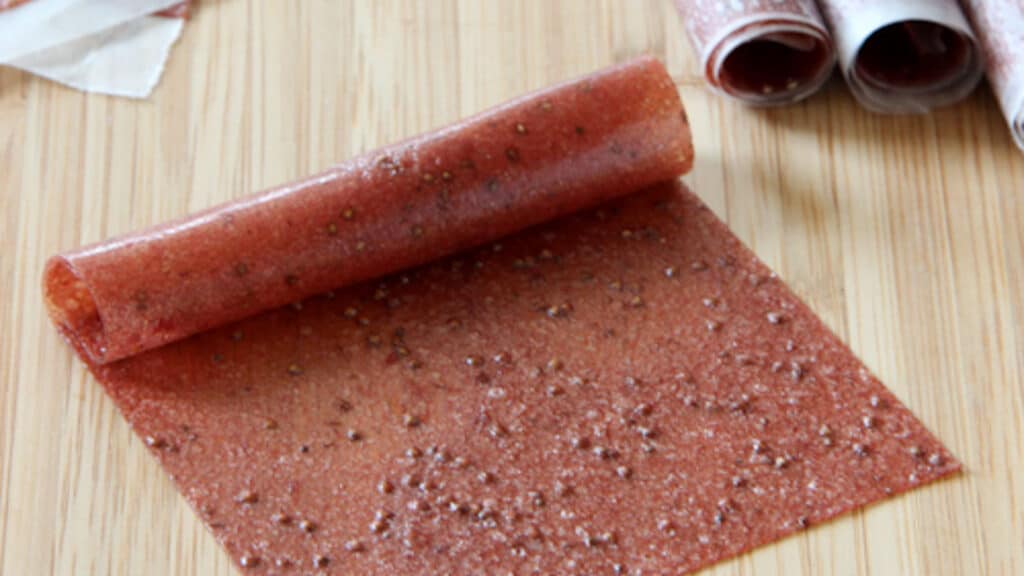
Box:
[1, 1, 1021, 574]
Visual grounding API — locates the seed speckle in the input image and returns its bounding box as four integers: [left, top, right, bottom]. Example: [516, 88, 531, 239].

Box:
[554, 480, 572, 497]
[344, 540, 365, 553]
[235, 490, 258, 505]
[789, 362, 804, 381]
[144, 436, 167, 449]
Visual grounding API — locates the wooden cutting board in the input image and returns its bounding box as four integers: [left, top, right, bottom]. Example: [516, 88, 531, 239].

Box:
[1, 1, 1021, 574]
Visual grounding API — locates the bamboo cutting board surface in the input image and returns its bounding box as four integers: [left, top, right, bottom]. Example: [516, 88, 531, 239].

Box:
[1, 1, 1022, 574]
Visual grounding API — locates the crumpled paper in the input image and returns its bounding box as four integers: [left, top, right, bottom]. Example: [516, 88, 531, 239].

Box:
[0, 0, 186, 98]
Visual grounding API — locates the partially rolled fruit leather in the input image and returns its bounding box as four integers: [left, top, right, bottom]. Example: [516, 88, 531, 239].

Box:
[43, 56, 958, 574]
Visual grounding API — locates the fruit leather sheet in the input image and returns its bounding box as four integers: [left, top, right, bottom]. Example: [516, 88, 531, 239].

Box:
[43, 57, 958, 574]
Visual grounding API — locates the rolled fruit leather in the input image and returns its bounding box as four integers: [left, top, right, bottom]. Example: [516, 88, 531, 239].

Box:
[673, 0, 835, 105]
[817, 0, 983, 113]
[960, 0, 1024, 151]
[41, 56, 960, 574]
[43, 56, 693, 365]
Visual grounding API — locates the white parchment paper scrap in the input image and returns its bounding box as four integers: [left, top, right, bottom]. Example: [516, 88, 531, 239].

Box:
[0, 0, 186, 98]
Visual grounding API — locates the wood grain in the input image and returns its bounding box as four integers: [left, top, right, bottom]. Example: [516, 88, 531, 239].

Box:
[1, 1, 1021, 574]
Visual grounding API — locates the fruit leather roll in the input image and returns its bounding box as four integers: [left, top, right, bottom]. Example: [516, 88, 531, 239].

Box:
[673, 0, 835, 105]
[817, 0, 983, 113]
[960, 0, 1024, 151]
[44, 56, 694, 365]
[41, 56, 959, 575]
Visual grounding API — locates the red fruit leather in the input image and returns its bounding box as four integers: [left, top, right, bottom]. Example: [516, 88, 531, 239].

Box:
[43, 57, 957, 575]
[44, 57, 692, 366]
